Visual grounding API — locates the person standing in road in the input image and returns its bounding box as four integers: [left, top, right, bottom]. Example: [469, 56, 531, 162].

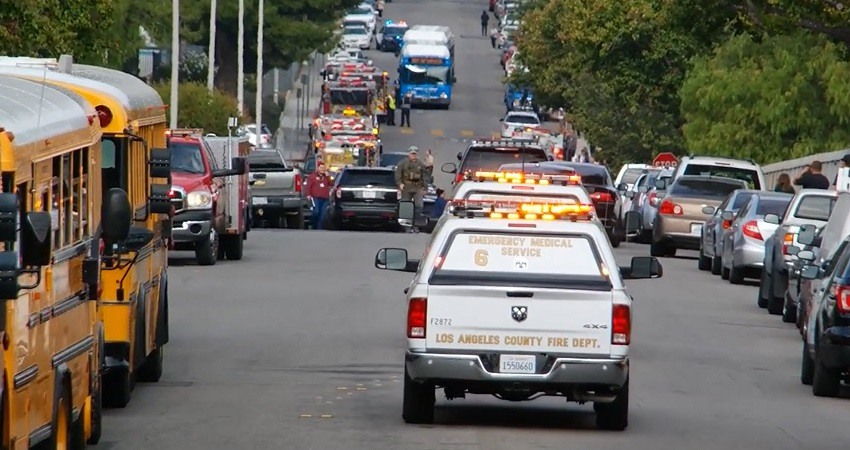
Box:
[400, 92, 413, 127]
[386, 92, 396, 126]
[424, 148, 435, 183]
[481, 10, 489, 36]
[794, 160, 830, 190]
[306, 161, 332, 229]
[395, 147, 428, 231]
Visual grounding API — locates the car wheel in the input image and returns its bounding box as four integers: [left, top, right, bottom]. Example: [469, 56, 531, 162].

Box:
[781, 293, 797, 323]
[595, 377, 628, 431]
[710, 256, 722, 275]
[402, 367, 435, 424]
[608, 229, 621, 248]
[800, 343, 814, 385]
[649, 241, 667, 257]
[812, 353, 841, 397]
[766, 292, 783, 315]
[728, 265, 745, 284]
[721, 265, 730, 280]
[698, 248, 711, 271]
[757, 269, 771, 308]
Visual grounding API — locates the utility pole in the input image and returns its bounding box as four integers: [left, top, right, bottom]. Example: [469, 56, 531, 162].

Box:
[206, 0, 217, 92]
[170, 0, 180, 129]
[255, 0, 264, 128]
[237, 0, 245, 116]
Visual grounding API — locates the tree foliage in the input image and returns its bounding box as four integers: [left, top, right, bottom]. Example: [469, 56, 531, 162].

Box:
[680, 31, 850, 164]
[155, 82, 239, 135]
[733, 1, 850, 46]
[517, 0, 739, 165]
[0, 0, 115, 64]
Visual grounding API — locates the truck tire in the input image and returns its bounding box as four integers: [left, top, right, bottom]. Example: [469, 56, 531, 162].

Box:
[195, 230, 218, 266]
[595, 378, 628, 430]
[286, 210, 305, 229]
[223, 234, 244, 260]
[800, 343, 814, 385]
[402, 367, 434, 424]
[812, 353, 841, 397]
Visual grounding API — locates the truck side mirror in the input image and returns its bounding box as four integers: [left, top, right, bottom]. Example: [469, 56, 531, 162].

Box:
[441, 162, 457, 174]
[798, 224, 818, 246]
[102, 188, 132, 249]
[149, 184, 173, 215]
[398, 200, 415, 222]
[149, 148, 172, 179]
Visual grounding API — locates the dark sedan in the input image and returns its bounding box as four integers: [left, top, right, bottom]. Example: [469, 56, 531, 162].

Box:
[498, 161, 625, 247]
[323, 167, 401, 230]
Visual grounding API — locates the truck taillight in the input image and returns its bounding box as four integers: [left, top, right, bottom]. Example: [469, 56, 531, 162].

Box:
[782, 233, 794, 254]
[658, 199, 682, 215]
[294, 174, 302, 193]
[742, 220, 763, 240]
[831, 284, 850, 315]
[612, 304, 630, 345]
[407, 298, 427, 338]
[590, 191, 614, 203]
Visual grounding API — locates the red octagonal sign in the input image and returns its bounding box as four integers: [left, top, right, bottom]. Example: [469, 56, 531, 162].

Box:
[652, 152, 678, 168]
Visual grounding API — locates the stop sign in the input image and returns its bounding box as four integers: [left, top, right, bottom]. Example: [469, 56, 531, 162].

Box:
[652, 152, 678, 168]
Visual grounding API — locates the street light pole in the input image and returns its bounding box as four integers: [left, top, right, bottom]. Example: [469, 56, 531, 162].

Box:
[170, 0, 180, 129]
[206, 0, 217, 92]
[237, 0, 245, 116]
[255, 0, 264, 129]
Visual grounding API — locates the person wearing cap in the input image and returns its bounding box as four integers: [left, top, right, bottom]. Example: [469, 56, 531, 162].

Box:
[834, 154, 850, 187]
[395, 147, 428, 229]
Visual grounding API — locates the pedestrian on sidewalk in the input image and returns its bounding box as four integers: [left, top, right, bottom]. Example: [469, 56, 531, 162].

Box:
[400, 92, 412, 127]
[480, 10, 489, 36]
[386, 92, 396, 125]
[306, 162, 332, 229]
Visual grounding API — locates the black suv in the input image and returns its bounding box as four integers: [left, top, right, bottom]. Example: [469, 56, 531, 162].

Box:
[323, 167, 400, 230]
[442, 138, 550, 185]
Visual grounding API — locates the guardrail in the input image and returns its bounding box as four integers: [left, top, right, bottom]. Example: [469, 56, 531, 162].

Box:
[762, 148, 849, 188]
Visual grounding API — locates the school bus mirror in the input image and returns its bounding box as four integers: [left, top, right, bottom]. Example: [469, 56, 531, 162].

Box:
[102, 188, 132, 246]
[0, 193, 19, 242]
[149, 148, 172, 179]
[149, 184, 173, 215]
[20, 212, 52, 267]
[124, 226, 155, 252]
[0, 251, 20, 299]
[82, 258, 100, 296]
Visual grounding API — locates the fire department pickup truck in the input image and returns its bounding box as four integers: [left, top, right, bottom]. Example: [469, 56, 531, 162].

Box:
[375, 200, 661, 430]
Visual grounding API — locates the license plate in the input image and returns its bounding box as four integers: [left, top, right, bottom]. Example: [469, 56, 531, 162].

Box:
[499, 354, 536, 374]
[252, 197, 267, 205]
[362, 190, 377, 199]
[691, 223, 703, 235]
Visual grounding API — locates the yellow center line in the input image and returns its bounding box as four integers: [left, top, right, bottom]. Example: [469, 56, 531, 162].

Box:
[400, 128, 414, 135]
[460, 130, 474, 137]
[431, 129, 445, 137]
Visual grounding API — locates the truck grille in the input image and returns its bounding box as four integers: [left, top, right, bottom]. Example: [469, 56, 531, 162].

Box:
[171, 190, 185, 212]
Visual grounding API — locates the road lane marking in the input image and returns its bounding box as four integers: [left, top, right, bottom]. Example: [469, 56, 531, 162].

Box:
[320, 414, 333, 419]
[336, 386, 348, 390]
[299, 414, 313, 418]
[431, 129, 445, 137]
[460, 130, 474, 137]
[400, 128, 414, 135]
[356, 387, 367, 391]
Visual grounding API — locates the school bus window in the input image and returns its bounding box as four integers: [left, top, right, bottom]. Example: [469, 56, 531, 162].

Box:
[101, 137, 127, 192]
[74, 148, 90, 239]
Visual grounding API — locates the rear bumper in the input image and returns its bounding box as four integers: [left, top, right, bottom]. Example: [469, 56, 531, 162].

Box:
[172, 210, 213, 243]
[411, 97, 450, 106]
[331, 204, 399, 223]
[733, 240, 765, 268]
[250, 195, 304, 212]
[818, 327, 850, 368]
[405, 351, 628, 387]
[654, 216, 703, 249]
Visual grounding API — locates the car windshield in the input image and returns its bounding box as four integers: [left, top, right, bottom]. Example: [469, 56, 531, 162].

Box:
[669, 179, 744, 198]
[169, 143, 205, 174]
[794, 195, 836, 221]
[344, 20, 367, 28]
[619, 168, 645, 185]
[344, 27, 367, 35]
[430, 232, 611, 289]
[401, 65, 450, 84]
[248, 151, 287, 171]
[379, 153, 407, 167]
[756, 198, 792, 217]
[682, 164, 761, 189]
[461, 148, 548, 172]
[505, 114, 539, 125]
[351, 8, 372, 15]
[338, 170, 395, 187]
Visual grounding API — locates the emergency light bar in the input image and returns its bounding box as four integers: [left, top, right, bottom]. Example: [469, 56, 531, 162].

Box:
[166, 128, 204, 137]
[465, 171, 582, 185]
[451, 201, 595, 222]
[470, 138, 543, 149]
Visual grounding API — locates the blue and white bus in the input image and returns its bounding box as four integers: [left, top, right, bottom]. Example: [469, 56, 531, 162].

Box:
[398, 44, 454, 108]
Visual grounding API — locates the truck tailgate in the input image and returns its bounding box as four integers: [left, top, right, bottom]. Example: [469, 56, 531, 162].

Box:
[424, 285, 613, 356]
[250, 171, 297, 195]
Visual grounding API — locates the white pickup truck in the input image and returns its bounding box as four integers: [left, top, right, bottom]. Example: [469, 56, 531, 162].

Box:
[248, 148, 307, 229]
[375, 202, 661, 430]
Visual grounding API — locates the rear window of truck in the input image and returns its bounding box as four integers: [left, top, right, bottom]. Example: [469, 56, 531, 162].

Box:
[794, 195, 836, 221]
[429, 231, 612, 290]
[460, 147, 548, 173]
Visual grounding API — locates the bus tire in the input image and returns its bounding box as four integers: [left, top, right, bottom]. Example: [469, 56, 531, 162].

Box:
[136, 347, 164, 383]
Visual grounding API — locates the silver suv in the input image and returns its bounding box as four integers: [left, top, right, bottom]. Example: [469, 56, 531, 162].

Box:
[672, 155, 767, 191]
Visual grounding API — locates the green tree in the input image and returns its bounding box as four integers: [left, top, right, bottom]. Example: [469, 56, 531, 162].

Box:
[0, 0, 115, 64]
[733, 1, 850, 46]
[516, 0, 739, 166]
[680, 31, 850, 164]
[155, 82, 239, 135]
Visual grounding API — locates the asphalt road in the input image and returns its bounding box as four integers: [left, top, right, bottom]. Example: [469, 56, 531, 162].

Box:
[99, 1, 850, 449]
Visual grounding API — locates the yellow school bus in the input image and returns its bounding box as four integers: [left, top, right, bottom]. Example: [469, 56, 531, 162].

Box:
[0, 56, 173, 408]
[0, 75, 131, 448]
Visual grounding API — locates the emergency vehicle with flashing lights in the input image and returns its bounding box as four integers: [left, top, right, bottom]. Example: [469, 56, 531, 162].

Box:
[377, 20, 409, 52]
[166, 129, 249, 266]
[322, 77, 378, 117]
[374, 199, 659, 430]
[442, 138, 552, 185]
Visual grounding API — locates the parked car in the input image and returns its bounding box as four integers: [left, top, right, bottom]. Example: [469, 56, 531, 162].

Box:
[632, 170, 673, 243]
[248, 148, 305, 229]
[323, 166, 400, 230]
[718, 192, 793, 283]
[759, 189, 838, 314]
[786, 227, 825, 326]
[619, 168, 660, 225]
[651, 175, 747, 257]
[615, 164, 652, 191]
[670, 155, 766, 191]
[698, 189, 760, 273]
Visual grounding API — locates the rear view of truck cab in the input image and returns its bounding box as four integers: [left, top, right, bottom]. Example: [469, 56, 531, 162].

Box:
[375, 201, 661, 430]
[166, 129, 248, 265]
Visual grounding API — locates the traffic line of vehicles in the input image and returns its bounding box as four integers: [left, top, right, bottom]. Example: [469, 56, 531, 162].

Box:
[0, 55, 176, 448]
[374, 168, 663, 429]
[617, 153, 850, 399]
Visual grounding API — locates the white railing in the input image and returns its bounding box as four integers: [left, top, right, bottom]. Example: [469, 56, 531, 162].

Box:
[762, 149, 849, 189]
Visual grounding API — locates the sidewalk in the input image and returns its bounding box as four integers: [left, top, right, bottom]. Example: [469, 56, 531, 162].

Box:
[277, 54, 325, 163]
